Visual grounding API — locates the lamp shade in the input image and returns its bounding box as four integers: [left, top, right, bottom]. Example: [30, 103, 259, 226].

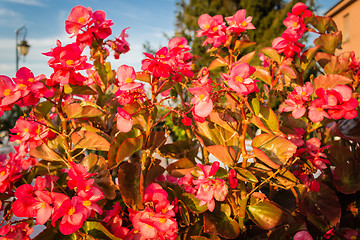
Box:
[18, 40, 30, 56]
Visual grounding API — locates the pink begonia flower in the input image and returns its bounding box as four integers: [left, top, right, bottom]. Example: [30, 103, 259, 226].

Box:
[197, 14, 226, 37]
[116, 108, 133, 133]
[293, 230, 313, 240]
[259, 52, 269, 68]
[116, 64, 142, 91]
[67, 161, 96, 190]
[189, 86, 213, 118]
[326, 85, 358, 120]
[306, 138, 330, 170]
[168, 37, 190, 51]
[65, 5, 92, 36]
[228, 62, 258, 96]
[104, 202, 129, 239]
[142, 46, 173, 78]
[283, 13, 302, 30]
[107, 27, 130, 59]
[52, 196, 89, 235]
[228, 169, 238, 189]
[308, 98, 330, 123]
[225, 9, 256, 33]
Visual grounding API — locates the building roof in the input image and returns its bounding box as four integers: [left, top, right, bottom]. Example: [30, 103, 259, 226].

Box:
[325, 0, 357, 17]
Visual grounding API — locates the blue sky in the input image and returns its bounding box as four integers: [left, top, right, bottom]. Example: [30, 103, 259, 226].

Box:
[0, 0, 340, 78]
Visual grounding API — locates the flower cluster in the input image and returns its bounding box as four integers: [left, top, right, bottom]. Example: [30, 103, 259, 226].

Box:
[0, 68, 52, 115]
[272, 2, 313, 58]
[0, 222, 33, 240]
[128, 183, 178, 240]
[106, 27, 130, 59]
[141, 37, 193, 80]
[65, 5, 113, 45]
[280, 83, 358, 122]
[197, 9, 255, 48]
[178, 162, 228, 212]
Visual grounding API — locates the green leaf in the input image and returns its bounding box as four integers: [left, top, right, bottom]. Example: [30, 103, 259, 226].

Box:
[34, 100, 54, 117]
[268, 168, 300, 189]
[315, 52, 350, 74]
[314, 74, 353, 90]
[33, 226, 77, 240]
[250, 105, 281, 135]
[178, 200, 191, 226]
[205, 145, 235, 166]
[167, 158, 196, 177]
[247, 200, 287, 230]
[159, 140, 200, 160]
[29, 143, 64, 162]
[300, 45, 321, 71]
[203, 210, 240, 239]
[207, 111, 237, 134]
[252, 134, 297, 169]
[234, 40, 256, 52]
[253, 66, 271, 85]
[208, 57, 228, 71]
[180, 193, 208, 213]
[63, 102, 103, 119]
[118, 162, 143, 207]
[261, 47, 281, 63]
[310, 16, 338, 34]
[81, 154, 118, 200]
[233, 167, 258, 183]
[107, 130, 143, 169]
[71, 130, 110, 151]
[64, 84, 98, 95]
[82, 221, 122, 240]
[314, 31, 342, 54]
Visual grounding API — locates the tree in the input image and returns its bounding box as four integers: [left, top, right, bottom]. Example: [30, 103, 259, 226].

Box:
[175, 0, 314, 66]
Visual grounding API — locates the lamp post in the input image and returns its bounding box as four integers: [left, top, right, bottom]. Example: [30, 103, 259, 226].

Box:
[15, 25, 30, 72]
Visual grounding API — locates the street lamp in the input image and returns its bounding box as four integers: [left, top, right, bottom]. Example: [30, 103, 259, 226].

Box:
[15, 25, 30, 72]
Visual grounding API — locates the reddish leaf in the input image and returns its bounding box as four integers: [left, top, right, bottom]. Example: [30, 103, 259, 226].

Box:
[314, 74, 352, 90]
[63, 102, 103, 119]
[252, 134, 297, 168]
[167, 158, 196, 177]
[71, 130, 110, 151]
[310, 16, 338, 34]
[315, 52, 350, 74]
[247, 200, 287, 230]
[238, 51, 256, 64]
[250, 106, 281, 135]
[135, 71, 151, 83]
[206, 145, 236, 166]
[208, 57, 229, 71]
[81, 154, 118, 200]
[118, 162, 143, 208]
[29, 143, 63, 162]
[279, 64, 297, 79]
[253, 66, 272, 85]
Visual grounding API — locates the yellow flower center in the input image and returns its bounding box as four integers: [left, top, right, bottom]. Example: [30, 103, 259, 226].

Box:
[78, 17, 86, 24]
[146, 224, 153, 228]
[28, 78, 34, 83]
[317, 107, 323, 112]
[301, 91, 306, 96]
[292, 22, 298, 27]
[66, 59, 74, 65]
[212, 26, 218, 31]
[19, 84, 26, 89]
[125, 77, 133, 83]
[178, 44, 184, 48]
[24, 128, 29, 133]
[235, 76, 244, 83]
[159, 54, 165, 58]
[198, 94, 206, 101]
[86, 185, 91, 191]
[204, 24, 210, 29]
[68, 207, 76, 216]
[4, 89, 11, 96]
[162, 208, 168, 214]
[41, 202, 46, 209]
[241, 21, 247, 27]
[134, 230, 139, 234]
[0, 171, 6, 176]
[83, 200, 91, 207]
[159, 218, 167, 223]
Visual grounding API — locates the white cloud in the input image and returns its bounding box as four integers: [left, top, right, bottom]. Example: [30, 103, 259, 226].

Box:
[0, 8, 19, 17]
[3, 0, 45, 7]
